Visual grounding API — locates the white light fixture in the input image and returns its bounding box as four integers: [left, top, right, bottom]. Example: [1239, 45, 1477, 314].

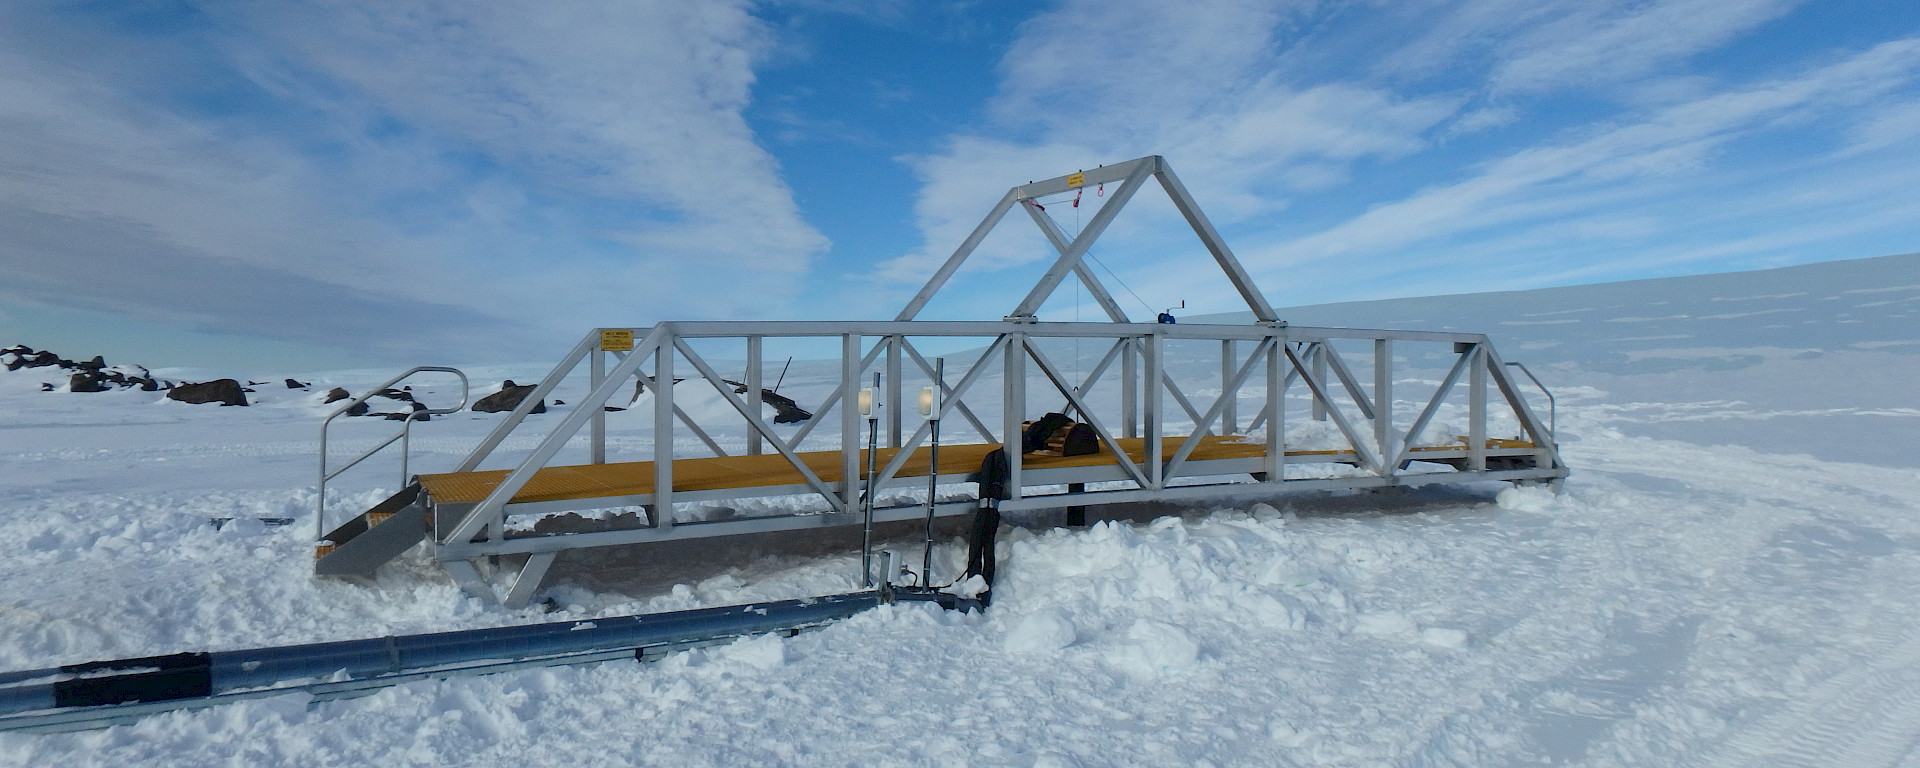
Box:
[917, 386, 939, 419]
[858, 388, 876, 418]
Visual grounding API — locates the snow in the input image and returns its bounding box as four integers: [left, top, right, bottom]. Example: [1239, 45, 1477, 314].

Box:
[4, 253, 1920, 765]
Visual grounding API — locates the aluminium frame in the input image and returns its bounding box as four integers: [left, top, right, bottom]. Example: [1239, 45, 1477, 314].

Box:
[316, 156, 1568, 606]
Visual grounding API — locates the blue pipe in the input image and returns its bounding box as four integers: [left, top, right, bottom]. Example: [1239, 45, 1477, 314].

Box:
[0, 591, 886, 729]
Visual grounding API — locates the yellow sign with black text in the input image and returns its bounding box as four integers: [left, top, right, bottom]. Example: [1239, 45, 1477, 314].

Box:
[1066, 172, 1085, 189]
[599, 329, 634, 352]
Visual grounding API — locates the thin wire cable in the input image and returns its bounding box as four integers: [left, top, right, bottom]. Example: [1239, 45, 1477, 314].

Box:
[1086, 252, 1155, 315]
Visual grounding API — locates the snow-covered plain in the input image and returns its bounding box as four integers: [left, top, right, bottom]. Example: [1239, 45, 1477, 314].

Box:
[3, 253, 1920, 766]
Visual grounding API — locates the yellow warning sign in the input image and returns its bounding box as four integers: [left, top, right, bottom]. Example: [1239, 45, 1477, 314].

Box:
[600, 329, 634, 352]
[1066, 172, 1086, 189]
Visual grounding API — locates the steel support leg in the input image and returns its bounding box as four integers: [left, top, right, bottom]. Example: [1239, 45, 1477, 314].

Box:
[504, 552, 558, 609]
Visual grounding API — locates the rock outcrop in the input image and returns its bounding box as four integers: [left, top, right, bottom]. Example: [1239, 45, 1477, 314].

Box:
[473, 380, 545, 414]
[167, 379, 249, 407]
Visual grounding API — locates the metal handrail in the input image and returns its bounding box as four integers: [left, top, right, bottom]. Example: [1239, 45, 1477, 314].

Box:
[317, 367, 469, 542]
[1503, 362, 1555, 438]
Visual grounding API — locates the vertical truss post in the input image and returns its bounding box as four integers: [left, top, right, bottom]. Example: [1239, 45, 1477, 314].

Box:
[1004, 333, 1026, 500]
[1222, 339, 1237, 434]
[887, 336, 903, 448]
[747, 336, 763, 456]
[1122, 338, 1139, 439]
[653, 336, 674, 529]
[1375, 338, 1394, 477]
[1469, 345, 1487, 472]
[590, 349, 607, 465]
[841, 334, 862, 514]
[1145, 331, 1164, 489]
[1311, 344, 1329, 421]
[1265, 333, 1284, 483]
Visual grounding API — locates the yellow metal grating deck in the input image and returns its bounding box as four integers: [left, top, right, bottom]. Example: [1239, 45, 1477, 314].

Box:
[416, 436, 1536, 507]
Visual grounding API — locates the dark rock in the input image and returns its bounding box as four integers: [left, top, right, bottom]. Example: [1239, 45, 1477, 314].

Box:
[246, 380, 267, 386]
[3, 346, 35, 370]
[77, 356, 106, 371]
[473, 380, 545, 414]
[285, 378, 309, 389]
[19, 351, 61, 369]
[130, 377, 159, 392]
[68, 371, 110, 393]
[375, 388, 414, 403]
[383, 402, 431, 422]
[346, 401, 369, 417]
[167, 378, 249, 407]
[553, 399, 565, 405]
[40, 383, 54, 391]
[324, 387, 351, 404]
[763, 390, 812, 424]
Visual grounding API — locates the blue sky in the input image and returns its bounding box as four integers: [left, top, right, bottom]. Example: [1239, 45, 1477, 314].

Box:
[2, 0, 1917, 371]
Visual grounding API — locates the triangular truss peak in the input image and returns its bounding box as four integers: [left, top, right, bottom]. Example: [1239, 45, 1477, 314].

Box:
[895, 155, 1282, 324]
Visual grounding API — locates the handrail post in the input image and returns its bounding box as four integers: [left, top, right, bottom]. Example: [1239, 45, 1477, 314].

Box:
[1265, 330, 1284, 483]
[1122, 338, 1138, 439]
[1470, 346, 1487, 472]
[1145, 331, 1163, 489]
[653, 334, 674, 529]
[747, 336, 764, 456]
[887, 335, 903, 448]
[840, 333, 862, 515]
[1222, 339, 1236, 434]
[1375, 338, 1394, 477]
[590, 347, 607, 465]
[1004, 332, 1026, 500]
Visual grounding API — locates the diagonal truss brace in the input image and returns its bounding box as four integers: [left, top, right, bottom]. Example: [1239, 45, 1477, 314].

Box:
[896, 155, 1280, 323]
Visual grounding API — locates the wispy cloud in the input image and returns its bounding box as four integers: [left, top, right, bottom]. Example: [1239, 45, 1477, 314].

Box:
[1265, 37, 1920, 265]
[893, 0, 1920, 321]
[0, 1, 825, 363]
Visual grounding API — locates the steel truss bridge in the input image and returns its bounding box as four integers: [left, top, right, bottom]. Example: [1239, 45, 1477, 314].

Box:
[314, 155, 1568, 607]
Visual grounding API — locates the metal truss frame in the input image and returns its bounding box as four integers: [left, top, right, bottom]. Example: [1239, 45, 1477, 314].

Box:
[423, 319, 1564, 604]
[896, 155, 1281, 324]
[319, 156, 1567, 606]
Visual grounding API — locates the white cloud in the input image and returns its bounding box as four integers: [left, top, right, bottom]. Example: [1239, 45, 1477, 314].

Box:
[0, 1, 826, 362]
[1263, 37, 1920, 267]
[896, 0, 1919, 324]
[1489, 0, 1802, 94]
[1379, 0, 1804, 95]
[883, 0, 1456, 317]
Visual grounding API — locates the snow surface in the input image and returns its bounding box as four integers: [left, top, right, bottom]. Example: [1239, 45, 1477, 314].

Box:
[3, 254, 1920, 766]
